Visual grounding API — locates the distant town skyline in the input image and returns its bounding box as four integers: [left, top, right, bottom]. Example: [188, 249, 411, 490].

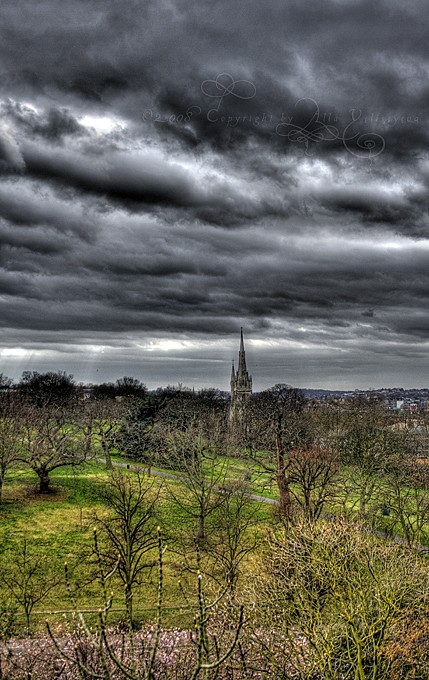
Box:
[1, 1, 429, 389]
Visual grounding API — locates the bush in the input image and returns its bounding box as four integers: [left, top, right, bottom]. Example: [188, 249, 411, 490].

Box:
[248, 519, 429, 679]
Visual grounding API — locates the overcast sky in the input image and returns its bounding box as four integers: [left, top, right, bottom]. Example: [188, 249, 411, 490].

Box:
[1, 0, 429, 390]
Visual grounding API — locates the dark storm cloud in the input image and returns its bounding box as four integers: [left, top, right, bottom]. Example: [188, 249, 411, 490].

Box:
[0, 208, 423, 335]
[1, 0, 427, 151]
[2, 101, 85, 141]
[1, 0, 429, 388]
[20, 143, 201, 207]
[0, 129, 25, 170]
[0, 224, 66, 256]
[315, 185, 429, 231]
[0, 181, 98, 240]
[0, 137, 297, 225]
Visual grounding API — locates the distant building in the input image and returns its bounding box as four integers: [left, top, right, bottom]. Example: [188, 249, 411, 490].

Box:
[230, 328, 252, 421]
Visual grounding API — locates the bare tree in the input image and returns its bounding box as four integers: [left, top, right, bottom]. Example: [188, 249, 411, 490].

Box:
[114, 393, 163, 465]
[250, 519, 429, 680]
[244, 385, 310, 520]
[83, 398, 125, 470]
[0, 539, 61, 634]
[383, 460, 429, 547]
[0, 391, 23, 501]
[17, 406, 88, 493]
[205, 480, 262, 593]
[288, 446, 339, 522]
[114, 376, 147, 399]
[95, 471, 159, 625]
[44, 530, 244, 680]
[163, 426, 228, 542]
[149, 389, 229, 543]
[333, 399, 407, 519]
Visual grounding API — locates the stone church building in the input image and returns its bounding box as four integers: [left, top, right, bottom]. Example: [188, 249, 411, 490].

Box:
[230, 328, 252, 420]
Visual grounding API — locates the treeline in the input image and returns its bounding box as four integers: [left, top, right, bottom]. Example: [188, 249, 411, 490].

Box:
[0, 370, 228, 495]
[1, 371, 429, 536]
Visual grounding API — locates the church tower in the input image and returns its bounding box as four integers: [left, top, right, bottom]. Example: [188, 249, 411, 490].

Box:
[230, 328, 252, 420]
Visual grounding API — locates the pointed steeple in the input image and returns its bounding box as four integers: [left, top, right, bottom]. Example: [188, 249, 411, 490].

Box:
[229, 328, 252, 422]
[238, 327, 247, 377]
[230, 360, 235, 380]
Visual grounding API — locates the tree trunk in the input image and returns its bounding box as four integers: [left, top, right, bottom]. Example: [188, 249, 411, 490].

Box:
[276, 469, 292, 520]
[102, 439, 113, 470]
[359, 478, 374, 518]
[0, 468, 4, 503]
[276, 432, 292, 520]
[359, 488, 366, 518]
[196, 513, 205, 541]
[125, 582, 133, 627]
[38, 468, 51, 493]
[24, 605, 32, 636]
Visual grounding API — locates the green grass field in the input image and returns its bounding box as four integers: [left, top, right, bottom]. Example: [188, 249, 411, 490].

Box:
[0, 456, 272, 634]
[2, 450, 429, 636]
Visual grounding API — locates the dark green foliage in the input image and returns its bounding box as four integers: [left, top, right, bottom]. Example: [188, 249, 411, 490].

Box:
[91, 381, 118, 400]
[0, 373, 12, 389]
[115, 394, 164, 462]
[91, 377, 147, 401]
[18, 371, 77, 408]
[115, 376, 147, 398]
[123, 388, 228, 468]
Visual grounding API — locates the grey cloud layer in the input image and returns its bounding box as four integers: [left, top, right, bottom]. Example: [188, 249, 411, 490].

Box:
[0, 0, 428, 387]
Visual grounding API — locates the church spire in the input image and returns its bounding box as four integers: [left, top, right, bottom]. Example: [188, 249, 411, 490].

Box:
[238, 327, 247, 377]
[229, 328, 252, 422]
